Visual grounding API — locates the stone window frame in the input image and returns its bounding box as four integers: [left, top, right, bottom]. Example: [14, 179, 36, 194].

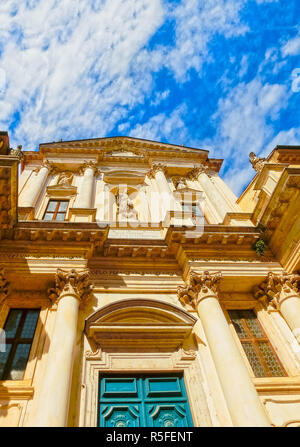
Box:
[0, 298, 49, 393]
[222, 299, 300, 380]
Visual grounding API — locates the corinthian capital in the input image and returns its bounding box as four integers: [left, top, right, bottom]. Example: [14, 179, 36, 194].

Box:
[35, 160, 57, 175]
[147, 163, 168, 179]
[178, 270, 222, 310]
[186, 166, 208, 180]
[0, 268, 10, 304]
[48, 268, 93, 303]
[253, 272, 300, 309]
[79, 160, 99, 175]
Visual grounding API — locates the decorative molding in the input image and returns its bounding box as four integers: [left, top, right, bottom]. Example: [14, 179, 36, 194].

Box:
[48, 268, 93, 303]
[253, 271, 300, 309]
[0, 268, 9, 304]
[178, 270, 222, 311]
[85, 348, 103, 361]
[85, 298, 197, 351]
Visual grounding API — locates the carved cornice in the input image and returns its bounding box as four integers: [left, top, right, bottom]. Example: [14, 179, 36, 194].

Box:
[0, 268, 9, 304]
[147, 163, 168, 179]
[253, 272, 300, 309]
[249, 152, 267, 173]
[48, 268, 93, 303]
[178, 270, 222, 310]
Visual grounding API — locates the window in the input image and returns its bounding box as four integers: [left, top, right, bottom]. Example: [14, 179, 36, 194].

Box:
[0, 309, 40, 380]
[182, 202, 207, 224]
[228, 309, 286, 377]
[43, 200, 69, 221]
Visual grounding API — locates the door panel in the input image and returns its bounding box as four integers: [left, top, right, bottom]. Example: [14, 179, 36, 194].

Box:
[146, 403, 190, 427]
[100, 404, 141, 427]
[98, 374, 193, 427]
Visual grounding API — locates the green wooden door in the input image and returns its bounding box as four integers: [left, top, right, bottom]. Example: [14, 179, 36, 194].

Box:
[98, 374, 193, 427]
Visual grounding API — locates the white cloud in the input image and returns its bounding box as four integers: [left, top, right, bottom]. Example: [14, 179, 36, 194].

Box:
[205, 78, 290, 193]
[0, 0, 251, 150]
[0, 0, 165, 148]
[281, 33, 300, 57]
[129, 104, 188, 142]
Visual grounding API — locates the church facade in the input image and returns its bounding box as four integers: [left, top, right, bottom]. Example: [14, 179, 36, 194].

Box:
[0, 133, 300, 427]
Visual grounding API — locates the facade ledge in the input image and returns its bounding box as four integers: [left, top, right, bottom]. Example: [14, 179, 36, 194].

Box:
[0, 379, 34, 400]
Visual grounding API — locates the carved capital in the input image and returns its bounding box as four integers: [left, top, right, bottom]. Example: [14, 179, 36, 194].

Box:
[9, 145, 24, 160]
[0, 268, 10, 304]
[48, 268, 93, 304]
[186, 166, 208, 180]
[147, 163, 168, 179]
[254, 272, 300, 309]
[35, 160, 57, 175]
[79, 161, 99, 176]
[178, 270, 222, 310]
[249, 152, 266, 173]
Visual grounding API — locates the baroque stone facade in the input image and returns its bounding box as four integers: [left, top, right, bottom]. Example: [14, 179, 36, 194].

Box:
[0, 135, 300, 427]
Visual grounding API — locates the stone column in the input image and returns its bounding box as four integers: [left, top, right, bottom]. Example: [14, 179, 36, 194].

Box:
[187, 167, 230, 221]
[178, 271, 270, 427]
[255, 272, 300, 343]
[32, 269, 92, 427]
[74, 162, 98, 209]
[147, 164, 173, 220]
[18, 161, 54, 207]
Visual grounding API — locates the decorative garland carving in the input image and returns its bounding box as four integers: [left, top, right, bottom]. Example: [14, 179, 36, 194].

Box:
[253, 271, 300, 309]
[178, 270, 222, 310]
[48, 268, 93, 303]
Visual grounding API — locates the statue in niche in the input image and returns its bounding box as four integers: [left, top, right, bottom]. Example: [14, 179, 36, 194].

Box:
[57, 171, 73, 187]
[117, 191, 138, 220]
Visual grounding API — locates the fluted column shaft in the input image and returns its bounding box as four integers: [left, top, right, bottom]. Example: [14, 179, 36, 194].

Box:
[19, 164, 50, 207]
[32, 269, 92, 427]
[178, 271, 270, 427]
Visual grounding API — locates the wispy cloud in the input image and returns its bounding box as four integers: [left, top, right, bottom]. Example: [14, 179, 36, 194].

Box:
[0, 0, 299, 197]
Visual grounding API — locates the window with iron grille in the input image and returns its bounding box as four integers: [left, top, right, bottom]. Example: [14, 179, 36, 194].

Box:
[0, 309, 40, 380]
[228, 309, 286, 377]
[43, 200, 69, 221]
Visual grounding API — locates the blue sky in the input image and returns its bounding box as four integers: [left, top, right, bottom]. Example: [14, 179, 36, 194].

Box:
[0, 0, 299, 194]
